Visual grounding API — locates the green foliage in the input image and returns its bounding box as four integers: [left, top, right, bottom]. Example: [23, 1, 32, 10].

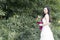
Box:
[0, 0, 60, 40]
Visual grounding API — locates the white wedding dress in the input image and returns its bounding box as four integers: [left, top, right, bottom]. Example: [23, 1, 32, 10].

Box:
[40, 15, 54, 40]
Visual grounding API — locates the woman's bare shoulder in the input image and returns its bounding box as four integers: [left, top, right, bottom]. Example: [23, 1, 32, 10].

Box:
[45, 14, 49, 17]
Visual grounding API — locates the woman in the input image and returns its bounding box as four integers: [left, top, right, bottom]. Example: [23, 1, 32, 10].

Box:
[40, 7, 54, 40]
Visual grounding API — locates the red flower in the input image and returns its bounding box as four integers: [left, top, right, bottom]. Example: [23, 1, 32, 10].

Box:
[37, 21, 43, 24]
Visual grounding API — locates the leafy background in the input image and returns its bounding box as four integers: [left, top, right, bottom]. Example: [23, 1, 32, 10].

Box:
[0, 0, 60, 40]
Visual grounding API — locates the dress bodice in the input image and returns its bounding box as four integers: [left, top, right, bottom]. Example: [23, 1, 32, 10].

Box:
[42, 17, 50, 26]
[42, 17, 46, 24]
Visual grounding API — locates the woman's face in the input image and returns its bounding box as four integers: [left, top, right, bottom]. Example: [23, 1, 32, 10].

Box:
[43, 7, 48, 14]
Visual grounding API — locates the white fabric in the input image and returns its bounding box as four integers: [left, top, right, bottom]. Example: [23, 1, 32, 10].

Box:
[40, 16, 54, 40]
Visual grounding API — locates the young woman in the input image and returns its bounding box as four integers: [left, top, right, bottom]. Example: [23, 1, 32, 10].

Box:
[40, 7, 54, 40]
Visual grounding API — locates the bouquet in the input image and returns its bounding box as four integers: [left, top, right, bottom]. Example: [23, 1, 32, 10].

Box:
[36, 15, 43, 30]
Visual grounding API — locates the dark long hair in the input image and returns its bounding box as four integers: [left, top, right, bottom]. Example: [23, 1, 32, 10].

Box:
[42, 6, 51, 22]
